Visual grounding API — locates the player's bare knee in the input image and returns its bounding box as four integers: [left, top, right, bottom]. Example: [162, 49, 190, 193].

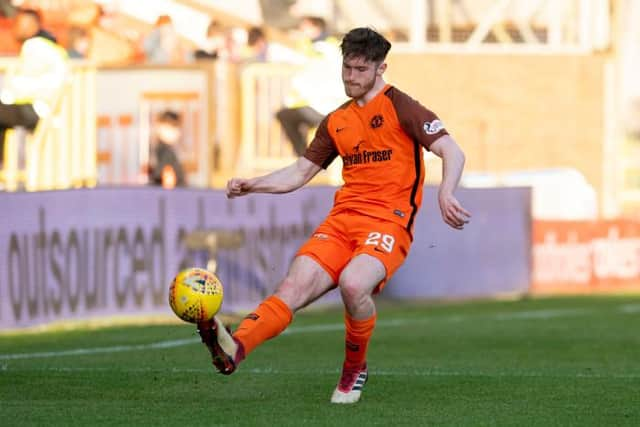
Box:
[339, 279, 368, 307]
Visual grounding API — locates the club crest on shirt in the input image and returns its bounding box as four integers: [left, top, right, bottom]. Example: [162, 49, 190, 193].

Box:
[370, 114, 384, 129]
[423, 119, 444, 135]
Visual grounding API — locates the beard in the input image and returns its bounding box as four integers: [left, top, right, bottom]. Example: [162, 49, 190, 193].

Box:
[343, 75, 376, 99]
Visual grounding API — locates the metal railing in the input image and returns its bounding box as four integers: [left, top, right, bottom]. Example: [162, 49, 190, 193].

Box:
[239, 62, 343, 184]
[0, 59, 97, 191]
[240, 63, 299, 174]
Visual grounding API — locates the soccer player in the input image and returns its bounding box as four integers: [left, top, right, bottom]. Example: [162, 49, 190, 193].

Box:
[198, 27, 471, 404]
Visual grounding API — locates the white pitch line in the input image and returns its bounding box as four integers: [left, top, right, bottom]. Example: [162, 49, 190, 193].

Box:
[0, 307, 598, 361]
[0, 320, 396, 361]
[619, 304, 640, 313]
[4, 365, 640, 380]
[491, 308, 591, 320]
[0, 337, 199, 360]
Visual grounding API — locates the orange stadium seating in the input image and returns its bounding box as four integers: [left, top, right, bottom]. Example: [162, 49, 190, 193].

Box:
[0, 8, 76, 55]
[0, 16, 19, 55]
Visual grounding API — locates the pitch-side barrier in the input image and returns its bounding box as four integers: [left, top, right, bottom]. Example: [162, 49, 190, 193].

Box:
[1, 186, 532, 330]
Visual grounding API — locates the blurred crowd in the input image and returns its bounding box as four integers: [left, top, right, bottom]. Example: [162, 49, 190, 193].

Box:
[0, 0, 352, 186]
[0, 1, 355, 67]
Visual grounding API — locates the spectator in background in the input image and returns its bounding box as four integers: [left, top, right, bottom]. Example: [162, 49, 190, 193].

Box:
[241, 25, 307, 64]
[68, 4, 137, 65]
[67, 26, 90, 59]
[296, 16, 329, 49]
[0, 8, 67, 166]
[245, 26, 268, 62]
[194, 20, 226, 60]
[0, 0, 15, 18]
[67, 3, 137, 66]
[12, 6, 56, 43]
[143, 14, 184, 64]
[149, 110, 186, 188]
[275, 16, 344, 156]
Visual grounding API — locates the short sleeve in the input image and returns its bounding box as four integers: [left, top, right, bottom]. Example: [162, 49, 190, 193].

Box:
[303, 115, 339, 169]
[386, 87, 449, 150]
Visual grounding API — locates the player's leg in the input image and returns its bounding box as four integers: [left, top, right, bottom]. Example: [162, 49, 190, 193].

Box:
[198, 255, 336, 374]
[0, 103, 38, 129]
[0, 103, 21, 164]
[0, 102, 22, 128]
[0, 128, 5, 167]
[199, 214, 352, 375]
[331, 216, 412, 403]
[331, 254, 385, 403]
[232, 255, 335, 358]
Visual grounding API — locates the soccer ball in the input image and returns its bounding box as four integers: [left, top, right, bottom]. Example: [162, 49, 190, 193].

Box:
[169, 268, 224, 323]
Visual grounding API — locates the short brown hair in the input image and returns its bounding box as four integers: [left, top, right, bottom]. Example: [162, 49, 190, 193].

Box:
[158, 110, 181, 125]
[340, 27, 391, 63]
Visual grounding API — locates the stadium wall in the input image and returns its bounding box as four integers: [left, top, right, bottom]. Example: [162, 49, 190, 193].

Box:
[0, 186, 530, 330]
[385, 53, 612, 214]
[386, 187, 532, 299]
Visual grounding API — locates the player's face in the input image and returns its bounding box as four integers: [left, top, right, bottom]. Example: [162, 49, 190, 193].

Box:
[342, 56, 382, 99]
[13, 14, 38, 43]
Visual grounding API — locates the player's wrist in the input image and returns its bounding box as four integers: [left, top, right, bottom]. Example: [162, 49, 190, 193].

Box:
[437, 187, 454, 199]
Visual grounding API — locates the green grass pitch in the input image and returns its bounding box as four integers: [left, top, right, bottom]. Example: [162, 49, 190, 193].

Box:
[1, 295, 639, 426]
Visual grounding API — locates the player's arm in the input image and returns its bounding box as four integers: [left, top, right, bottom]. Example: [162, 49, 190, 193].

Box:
[226, 157, 322, 198]
[429, 135, 471, 230]
[387, 88, 471, 230]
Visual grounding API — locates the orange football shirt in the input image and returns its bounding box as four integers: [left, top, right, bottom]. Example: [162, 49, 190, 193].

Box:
[304, 84, 448, 236]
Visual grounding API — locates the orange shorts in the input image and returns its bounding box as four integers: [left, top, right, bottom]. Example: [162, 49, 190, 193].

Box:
[296, 210, 412, 292]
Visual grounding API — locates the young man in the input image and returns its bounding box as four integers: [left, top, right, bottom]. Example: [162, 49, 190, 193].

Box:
[275, 16, 343, 156]
[149, 110, 186, 188]
[198, 27, 471, 404]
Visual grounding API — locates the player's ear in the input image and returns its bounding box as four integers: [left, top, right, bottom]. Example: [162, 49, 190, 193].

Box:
[377, 62, 387, 76]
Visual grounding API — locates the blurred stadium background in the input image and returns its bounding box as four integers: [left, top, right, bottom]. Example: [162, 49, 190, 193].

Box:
[1, 0, 640, 424]
[1, 0, 639, 329]
[2, 0, 640, 328]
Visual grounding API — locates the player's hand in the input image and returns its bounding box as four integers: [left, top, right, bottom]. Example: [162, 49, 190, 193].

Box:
[438, 191, 471, 230]
[161, 165, 177, 189]
[226, 178, 252, 198]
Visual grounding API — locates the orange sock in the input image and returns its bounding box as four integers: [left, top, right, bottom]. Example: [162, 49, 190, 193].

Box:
[344, 312, 376, 369]
[233, 295, 293, 358]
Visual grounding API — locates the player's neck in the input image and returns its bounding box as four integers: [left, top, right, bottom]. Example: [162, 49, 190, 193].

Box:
[355, 78, 387, 107]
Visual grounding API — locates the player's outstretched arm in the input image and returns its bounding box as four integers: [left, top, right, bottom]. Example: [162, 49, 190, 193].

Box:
[226, 157, 322, 198]
[429, 135, 472, 230]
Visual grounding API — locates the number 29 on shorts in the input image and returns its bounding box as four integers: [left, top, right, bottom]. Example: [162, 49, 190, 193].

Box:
[364, 232, 395, 253]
